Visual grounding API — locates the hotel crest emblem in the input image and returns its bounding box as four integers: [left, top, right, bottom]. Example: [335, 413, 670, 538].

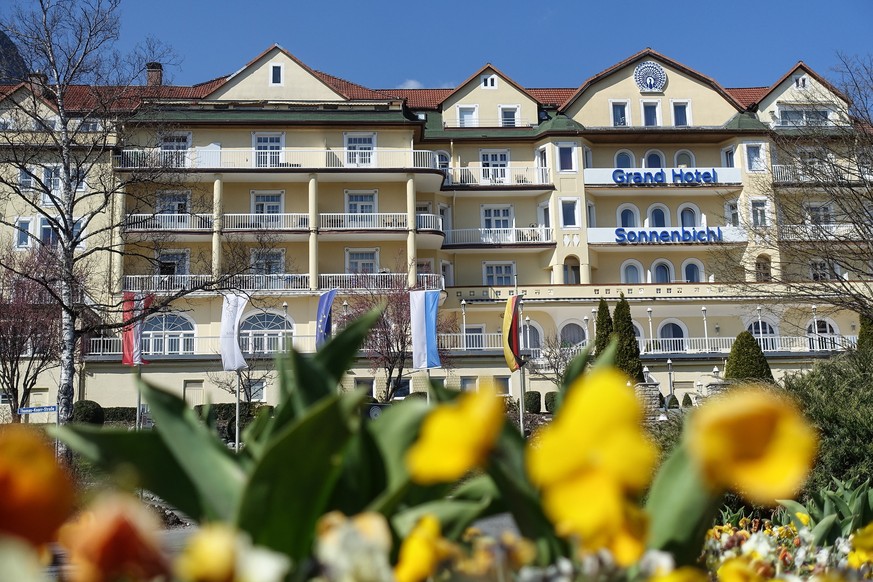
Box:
[634, 61, 667, 92]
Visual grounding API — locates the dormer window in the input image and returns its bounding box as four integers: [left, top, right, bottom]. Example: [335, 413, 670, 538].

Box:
[794, 74, 808, 90]
[481, 74, 497, 89]
[270, 63, 283, 86]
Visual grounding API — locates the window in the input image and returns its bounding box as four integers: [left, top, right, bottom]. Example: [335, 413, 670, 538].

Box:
[347, 249, 378, 274]
[19, 169, 33, 190]
[564, 256, 580, 284]
[748, 321, 777, 351]
[684, 262, 701, 283]
[441, 261, 454, 286]
[480, 150, 509, 184]
[499, 106, 519, 127]
[680, 207, 697, 228]
[672, 102, 689, 127]
[346, 191, 377, 215]
[481, 74, 497, 89]
[642, 101, 660, 127]
[560, 199, 579, 228]
[458, 106, 478, 128]
[659, 322, 685, 351]
[269, 63, 283, 86]
[675, 150, 694, 168]
[483, 262, 514, 286]
[157, 191, 190, 215]
[615, 151, 634, 168]
[252, 192, 282, 215]
[460, 377, 478, 391]
[254, 133, 283, 168]
[493, 377, 510, 395]
[435, 151, 450, 175]
[622, 262, 642, 284]
[43, 166, 61, 194]
[161, 134, 190, 167]
[15, 219, 30, 248]
[344, 133, 375, 167]
[746, 144, 765, 172]
[751, 200, 768, 227]
[355, 378, 375, 396]
[611, 101, 628, 126]
[649, 206, 667, 228]
[142, 313, 195, 355]
[521, 322, 541, 356]
[482, 205, 513, 238]
[722, 147, 735, 168]
[78, 119, 100, 132]
[780, 108, 829, 127]
[794, 75, 807, 90]
[560, 323, 585, 347]
[556, 143, 577, 172]
[583, 146, 593, 169]
[810, 260, 838, 281]
[247, 380, 266, 402]
[620, 208, 637, 227]
[806, 204, 832, 225]
[465, 325, 485, 350]
[726, 201, 739, 227]
[645, 151, 664, 168]
[251, 249, 285, 276]
[239, 312, 292, 354]
[652, 262, 672, 284]
[807, 320, 838, 351]
[40, 217, 83, 249]
[157, 250, 189, 276]
[755, 255, 772, 282]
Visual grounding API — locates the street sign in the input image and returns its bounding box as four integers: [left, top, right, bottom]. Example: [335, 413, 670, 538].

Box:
[18, 405, 58, 414]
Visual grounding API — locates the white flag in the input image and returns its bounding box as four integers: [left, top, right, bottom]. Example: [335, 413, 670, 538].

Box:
[410, 290, 441, 370]
[220, 293, 248, 371]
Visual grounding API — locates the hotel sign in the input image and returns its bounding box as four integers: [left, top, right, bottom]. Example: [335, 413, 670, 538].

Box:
[615, 227, 723, 244]
[612, 168, 720, 185]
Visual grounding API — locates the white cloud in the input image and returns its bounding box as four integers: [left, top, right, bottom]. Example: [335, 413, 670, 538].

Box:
[397, 79, 424, 89]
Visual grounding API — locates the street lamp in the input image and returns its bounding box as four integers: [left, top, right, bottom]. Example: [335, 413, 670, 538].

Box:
[583, 315, 589, 344]
[591, 308, 598, 336]
[642, 365, 649, 383]
[524, 315, 531, 354]
[647, 307, 654, 352]
[712, 365, 720, 379]
[701, 306, 708, 351]
[460, 299, 467, 350]
[282, 301, 288, 350]
[812, 304, 819, 350]
[666, 359, 674, 399]
[756, 305, 763, 342]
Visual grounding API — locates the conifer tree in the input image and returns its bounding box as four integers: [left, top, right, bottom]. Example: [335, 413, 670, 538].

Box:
[858, 314, 873, 353]
[594, 297, 613, 355]
[613, 294, 644, 382]
[724, 331, 774, 383]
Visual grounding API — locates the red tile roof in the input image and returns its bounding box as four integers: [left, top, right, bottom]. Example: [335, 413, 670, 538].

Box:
[380, 89, 452, 109]
[312, 70, 388, 101]
[526, 88, 577, 106]
[725, 87, 769, 108]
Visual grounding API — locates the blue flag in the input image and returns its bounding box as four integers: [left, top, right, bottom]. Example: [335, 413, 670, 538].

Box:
[410, 289, 441, 369]
[316, 289, 338, 347]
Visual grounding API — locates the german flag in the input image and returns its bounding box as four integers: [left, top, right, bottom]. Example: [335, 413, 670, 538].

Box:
[502, 295, 524, 371]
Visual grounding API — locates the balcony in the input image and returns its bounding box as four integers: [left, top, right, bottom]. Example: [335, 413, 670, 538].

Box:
[123, 274, 310, 293]
[779, 223, 859, 241]
[443, 227, 554, 246]
[583, 166, 741, 186]
[587, 225, 747, 246]
[444, 165, 551, 187]
[638, 334, 857, 355]
[86, 333, 316, 358]
[224, 214, 309, 230]
[319, 213, 408, 230]
[125, 214, 213, 231]
[442, 117, 536, 129]
[319, 273, 443, 290]
[114, 148, 438, 171]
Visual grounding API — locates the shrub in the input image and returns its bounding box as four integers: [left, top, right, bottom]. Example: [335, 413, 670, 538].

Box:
[523, 391, 541, 414]
[404, 392, 428, 400]
[858, 313, 873, 353]
[665, 395, 680, 409]
[724, 331, 774, 383]
[681, 393, 694, 408]
[103, 407, 136, 423]
[72, 400, 104, 426]
[594, 297, 613, 356]
[613, 294, 643, 382]
[544, 391, 559, 413]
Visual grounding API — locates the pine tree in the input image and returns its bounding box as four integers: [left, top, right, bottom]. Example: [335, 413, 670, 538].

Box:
[594, 297, 613, 355]
[613, 294, 644, 382]
[858, 314, 873, 354]
[724, 331, 774, 383]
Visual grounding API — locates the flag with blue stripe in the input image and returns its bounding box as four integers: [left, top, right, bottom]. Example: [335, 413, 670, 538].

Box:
[316, 289, 338, 347]
[410, 289, 441, 369]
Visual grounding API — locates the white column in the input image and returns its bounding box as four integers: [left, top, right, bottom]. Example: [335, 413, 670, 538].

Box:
[406, 174, 417, 287]
[308, 174, 319, 290]
[211, 174, 223, 279]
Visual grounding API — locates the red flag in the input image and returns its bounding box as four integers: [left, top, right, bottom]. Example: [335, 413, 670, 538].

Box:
[122, 292, 155, 366]
[502, 295, 524, 371]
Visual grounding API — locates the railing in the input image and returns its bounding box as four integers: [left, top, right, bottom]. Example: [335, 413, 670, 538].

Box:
[443, 227, 553, 245]
[125, 214, 213, 231]
[318, 273, 443, 290]
[415, 214, 442, 231]
[223, 214, 309, 230]
[445, 166, 551, 186]
[86, 333, 317, 357]
[114, 148, 438, 171]
[319, 213, 407, 230]
[779, 223, 859, 241]
[123, 275, 213, 293]
[637, 334, 857, 354]
[224, 274, 310, 292]
[438, 332, 503, 351]
[770, 164, 863, 183]
[442, 117, 536, 129]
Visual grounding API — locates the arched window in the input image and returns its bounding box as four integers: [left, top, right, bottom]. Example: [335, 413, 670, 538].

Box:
[684, 263, 700, 283]
[645, 151, 664, 168]
[680, 207, 697, 227]
[652, 261, 672, 283]
[650, 207, 667, 228]
[807, 319, 838, 351]
[239, 312, 293, 354]
[623, 263, 641, 284]
[621, 208, 637, 227]
[748, 321, 777, 351]
[435, 151, 450, 175]
[659, 322, 686, 352]
[675, 150, 695, 167]
[616, 151, 634, 169]
[522, 323, 542, 359]
[142, 313, 195, 355]
[563, 256, 581, 285]
[755, 255, 772, 282]
[560, 323, 586, 347]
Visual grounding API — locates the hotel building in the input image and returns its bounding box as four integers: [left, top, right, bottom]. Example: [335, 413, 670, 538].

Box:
[1, 46, 861, 413]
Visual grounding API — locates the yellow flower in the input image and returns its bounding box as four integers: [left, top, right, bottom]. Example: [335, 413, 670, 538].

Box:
[315, 511, 393, 582]
[394, 515, 457, 582]
[59, 493, 170, 582]
[175, 523, 290, 582]
[0, 425, 75, 547]
[406, 384, 504, 484]
[649, 566, 709, 582]
[525, 367, 656, 566]
[795, 512, 811, 527]
[716, 558, 767, 582]
[687, 387, 817, 505]
[847, 522, 873, 570]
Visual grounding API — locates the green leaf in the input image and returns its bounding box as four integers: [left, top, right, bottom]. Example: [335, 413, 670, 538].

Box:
[53, 426, 208, 522]
[777, 499, 815, 529]
[368, 397, 431, 492]
[139, 377, 246, 521]
[811, 514, 838, 546]
[392, 497, 495, 541]
[561, 343, 594, 392]
[646, 444, 723, 567]
[235, 391, 364, 560]
[327, 422, 388, 515]
[827, 491, 853, 520]
[315, 308, 383, 386]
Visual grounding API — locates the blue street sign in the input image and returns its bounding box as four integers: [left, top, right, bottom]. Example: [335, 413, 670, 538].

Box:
[18, 405, 58, 414]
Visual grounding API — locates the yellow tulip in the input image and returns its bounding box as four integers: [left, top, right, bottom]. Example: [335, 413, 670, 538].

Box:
[405, 384, 504, 484]
[393, 515, 456, 582]
[0, 425, 75, 546]
[649, 566, 709, 582]
[716, 557, 767, 582]
[688, 388, 817, 505]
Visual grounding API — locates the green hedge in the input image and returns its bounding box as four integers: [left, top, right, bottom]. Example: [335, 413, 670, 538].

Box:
[72, 400, 104, 426]
[524, 391, 541, 414]
[104, 407, 136, 423]
[544, 392, 558, 413]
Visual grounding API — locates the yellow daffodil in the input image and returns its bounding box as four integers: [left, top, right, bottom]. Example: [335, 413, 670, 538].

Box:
[405, 384, 504, 484]
[59, 493, 170, 582]
[848, 522, 873, 569]
[394, 515, 457, 582]
[649, 566, 709, 582]
[687, 387, 817, 505]
[716, 557, 767, 582]
[525, 367, 656, 566]
[0, 425, 75, 547]
[175, 523, 290, 582]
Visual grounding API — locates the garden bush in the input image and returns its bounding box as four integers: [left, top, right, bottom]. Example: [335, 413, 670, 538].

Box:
[594, 297, 613, 356]
[613, 294, 643, 382]
[724, 331, 774, 382]
[523, 391, 541, 414]
[681, 393, 694, 408]
[665, 394, 680, 409]
[544, 391, 558, 413]
[103, 407, 136, 423]
[72, 400, 104, 426]
[404, 392, 428, 400]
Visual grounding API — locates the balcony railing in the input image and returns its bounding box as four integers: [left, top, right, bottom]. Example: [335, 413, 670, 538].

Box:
[114, 148, 438, 171]
[416, 214, 442, 230]
[87, 333, 316, 357]
[223, 214, 309, 230]
[442, 117, 536, 129]
[123, 275, 213, 293]
[224, 274, 310, 292]
[637, 334, 857, 354]
[125, 214, 213, 231]
[771, 164, 866, 183]
[444, 165, 551, 186]
[319, 213, 407, 230]
[443, 227, 553, 245]
[438, 332, 503, 351]
[318, 273, 443, 290]
[779, 223, 859, 241]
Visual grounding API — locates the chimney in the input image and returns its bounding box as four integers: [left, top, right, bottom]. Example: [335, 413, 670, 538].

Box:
[27, 72, 47, 96]
[146, 62, 163, 86]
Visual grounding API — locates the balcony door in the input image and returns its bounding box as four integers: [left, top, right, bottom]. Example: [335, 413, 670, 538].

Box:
[482, 205, 514, 243]
[480, 150, 509, 185]
[252, 192, 283, 228]
[346, 191, 377, 228]
[345, 133, 375, 168]
[156, 192, 190, 229]
[254, 134, 283, 168]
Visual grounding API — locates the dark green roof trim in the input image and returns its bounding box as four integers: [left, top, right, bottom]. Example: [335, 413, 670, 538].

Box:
[723, 112, 770, 131]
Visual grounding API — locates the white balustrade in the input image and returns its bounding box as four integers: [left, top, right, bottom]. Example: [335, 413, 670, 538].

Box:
[225, 274, 310, 292]
[442, 117, 536, 129]
[123, 275, 213, 293]
[415, 214, 442, 230]
[444, 227, 553, 245]
[87, 334, 316, 356]
[319, 213, 407, 230]
[223, 214, 309, 230]
[125, 214, 213, 231]
[445, 165, 551, 186]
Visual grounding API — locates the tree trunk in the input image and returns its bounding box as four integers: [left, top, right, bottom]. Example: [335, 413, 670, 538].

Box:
[58, 294, 76, 425]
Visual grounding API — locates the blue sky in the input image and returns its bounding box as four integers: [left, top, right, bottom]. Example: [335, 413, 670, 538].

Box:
[114, 0, 872, 90]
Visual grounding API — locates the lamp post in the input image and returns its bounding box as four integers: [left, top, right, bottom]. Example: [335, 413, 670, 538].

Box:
[666, 358, 674, 399]
[583, 315, 589, 345]
[812, 304, 819, 351]
[282, 301, 288, 350]
[647, 307, 654, 353]
[701, 306, 708, 352]
[642, 365, 649, 383]
[525, 315, 531, 354]
[756, 305, 763, 343]
[460, 299, 467, 351]
[713, 365, 720, 379]
[591, 308, 598, 337]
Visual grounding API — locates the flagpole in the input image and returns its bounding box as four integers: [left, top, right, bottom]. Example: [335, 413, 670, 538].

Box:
[135, 364, 141, 431]
[235, 370, 241, 452]
[518, 298, 525, 434]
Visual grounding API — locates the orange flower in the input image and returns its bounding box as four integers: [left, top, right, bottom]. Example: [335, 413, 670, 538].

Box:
[59, 494, 170, 582]
[0, 425, 75, 546]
